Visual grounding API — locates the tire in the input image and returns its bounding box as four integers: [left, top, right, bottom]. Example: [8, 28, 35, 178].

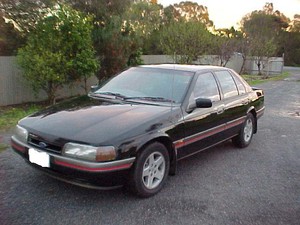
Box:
[127, 142, 170, 198]
[232, 113, 255, 148]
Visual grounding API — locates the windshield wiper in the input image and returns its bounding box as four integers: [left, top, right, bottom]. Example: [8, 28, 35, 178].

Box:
[89, 92, 127, 100]
[124, 96, 175, 103]
[90, 93, 175, 103]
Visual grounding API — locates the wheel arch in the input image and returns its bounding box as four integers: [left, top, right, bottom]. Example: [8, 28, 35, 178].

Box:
[247, 106, 257, 134]
[136, 135, 177, 176]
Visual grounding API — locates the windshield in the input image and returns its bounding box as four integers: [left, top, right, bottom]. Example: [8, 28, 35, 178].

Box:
[94, 67, 194, 104]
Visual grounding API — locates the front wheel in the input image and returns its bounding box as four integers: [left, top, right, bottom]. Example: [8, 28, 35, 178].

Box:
[232, 113, 255, 148]
[127, 142, 169, 198]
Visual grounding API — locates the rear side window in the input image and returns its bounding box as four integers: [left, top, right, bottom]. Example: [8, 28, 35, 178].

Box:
[194, 72, 220, 102]
[232, 74, 246, 94]
[215, 71, 238, 98]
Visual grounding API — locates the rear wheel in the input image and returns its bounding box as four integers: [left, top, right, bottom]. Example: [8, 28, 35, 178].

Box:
[232, 113, 255, 148]
[128, 142, 169, 198]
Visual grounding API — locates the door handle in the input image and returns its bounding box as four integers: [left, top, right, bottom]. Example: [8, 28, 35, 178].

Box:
[217, 107, 225, 114]
[242, 99, 250, 105]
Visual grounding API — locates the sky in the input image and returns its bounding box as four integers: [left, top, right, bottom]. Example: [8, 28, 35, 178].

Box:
[157, 0, 300, 28]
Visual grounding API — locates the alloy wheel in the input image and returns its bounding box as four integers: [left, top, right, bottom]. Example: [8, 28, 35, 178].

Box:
[244, 118, 253, 143]
[142, 151, 166, 189]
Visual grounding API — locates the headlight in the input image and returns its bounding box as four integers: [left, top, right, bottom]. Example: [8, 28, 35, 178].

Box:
[62, 143, 116, 162]
[15, 125, 28, 143]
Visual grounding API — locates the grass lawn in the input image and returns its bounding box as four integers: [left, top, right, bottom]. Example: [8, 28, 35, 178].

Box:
[241, 72, 290, 86]
[0, 104, 42, 132]
[0, 104, 44, 152]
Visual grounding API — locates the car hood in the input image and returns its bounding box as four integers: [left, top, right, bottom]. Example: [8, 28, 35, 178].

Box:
[19, 96, 174, 145]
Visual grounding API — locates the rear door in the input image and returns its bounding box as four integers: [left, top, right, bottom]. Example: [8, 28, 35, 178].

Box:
[214, 70, 249, 138]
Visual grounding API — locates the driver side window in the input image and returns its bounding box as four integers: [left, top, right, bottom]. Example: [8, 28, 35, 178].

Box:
[194, 72, 221, 102]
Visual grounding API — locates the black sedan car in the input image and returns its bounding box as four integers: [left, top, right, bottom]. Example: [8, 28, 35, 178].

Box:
[11, 64, 265, 197]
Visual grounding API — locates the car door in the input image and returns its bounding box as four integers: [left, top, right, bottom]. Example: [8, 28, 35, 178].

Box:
[177, 72, 226, 159]
[213, 70, 249, 138]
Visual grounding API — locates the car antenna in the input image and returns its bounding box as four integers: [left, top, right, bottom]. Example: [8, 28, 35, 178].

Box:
[171, 72, 175, 112]
[173, 52, 176, 65]
[172, 53, 176, 111]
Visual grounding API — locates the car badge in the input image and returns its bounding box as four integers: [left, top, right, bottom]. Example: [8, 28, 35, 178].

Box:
[29, 133, 39, 139]
[38, 142, 48, 149]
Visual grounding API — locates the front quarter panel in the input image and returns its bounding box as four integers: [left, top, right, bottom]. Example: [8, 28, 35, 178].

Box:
[115, 107, 185, 160]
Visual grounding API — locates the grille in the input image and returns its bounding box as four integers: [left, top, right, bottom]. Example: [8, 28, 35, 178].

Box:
[28, 134, 62, 154]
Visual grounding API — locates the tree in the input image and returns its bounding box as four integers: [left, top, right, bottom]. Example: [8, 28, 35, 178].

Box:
[67, 0, 133, 21]
[125, 1, 163, 40]
[0, 16, 24, 55]
[241, 5, 288, 76]
[213, 36, 236, 67]
[170, 1, 213, 27]
[290, 14, 300, 32]
[213, 27, 240, 67]
[283, 14, 300, 66]
[282, 31, 300, 66]
[17, 4, 98, 104]
[125, 1, 164, 54]
[234, 31, 250, 74]
[93, 15, 139, 82]
[64, 0, 141, 81]
[160, 20, 212, 64]
[0, 0, 55, 32]
[0, 0, 57, 55]
[159, 1, 215, 62]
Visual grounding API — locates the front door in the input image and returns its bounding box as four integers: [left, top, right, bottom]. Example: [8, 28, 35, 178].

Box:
[177, 72, 225, 159]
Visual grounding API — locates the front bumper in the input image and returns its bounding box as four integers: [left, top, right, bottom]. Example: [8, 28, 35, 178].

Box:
[11, 136, 136, 189]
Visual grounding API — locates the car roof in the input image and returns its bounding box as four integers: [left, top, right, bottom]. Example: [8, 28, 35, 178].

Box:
[139, 64, 230, 73]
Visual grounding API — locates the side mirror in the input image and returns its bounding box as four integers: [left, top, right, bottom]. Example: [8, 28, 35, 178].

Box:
[186, 98, 212, 113]
[90, 85, 99, 93]
[195, 98, 212, 108]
